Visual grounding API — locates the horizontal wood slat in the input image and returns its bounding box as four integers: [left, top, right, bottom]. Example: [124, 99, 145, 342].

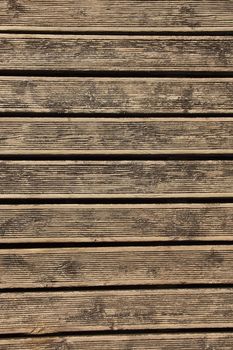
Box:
[0, 246, 232, 288]
[1, 333, 233, 350]
[0, 78, 233, 114]
[1, 35, 233, 72]
[0, 160, 232, 198]
[0, 204, 232, 243]
[1, 117, 233, 154]
[0, 1, 233, 32]
[1, 289, 233, 334]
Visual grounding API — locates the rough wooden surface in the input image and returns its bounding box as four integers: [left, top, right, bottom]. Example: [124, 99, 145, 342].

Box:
[1, 117, 233, 154]
[1, 289, 233, 334]
[0, 78, 233, 114]
[0, 160, 232, 198]
[0, 1, 233, 32]
[1, 333, 233, 350]
[1, 35, 233, 71]
[0, 246, 233, 288]
[0, 203, 232, 243]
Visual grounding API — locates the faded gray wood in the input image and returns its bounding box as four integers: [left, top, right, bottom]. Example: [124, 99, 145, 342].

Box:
[0, 203, 232, 243]
[0, 246, 232, 288]
[0, 289, 233, 334]
[0, 78, 233, 114]
[0, 160, 232, 198]
[1, 35, 233, 71]
[0, 1, 233, 32]
[1, 117, 233, 154]
[1, 333, 233, 350]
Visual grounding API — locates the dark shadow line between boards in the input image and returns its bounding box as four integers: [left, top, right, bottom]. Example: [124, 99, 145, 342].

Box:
[2, 240, 233, 250]
[1, 111, 233, 118]
[0, 153, 233, 161]
[1, 327, 233, 340]
[1, 30, 233, 36]
[1, 197, 233, 205]
[1, 283, 233, 293]
[1, 70, 233, 78]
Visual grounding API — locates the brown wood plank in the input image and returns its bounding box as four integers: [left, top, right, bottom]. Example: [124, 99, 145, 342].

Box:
[1, 117, 233, 155]
[0, 1, 233, 32]
[1, 333, 233, 350]
[0, 78, 233, 114]
[1, 35, 233, 72]
[0, 246, 232, 288]
[0, 289, 233, 334]
[0, 160, 232, 198]
[0, 204, 232, 243]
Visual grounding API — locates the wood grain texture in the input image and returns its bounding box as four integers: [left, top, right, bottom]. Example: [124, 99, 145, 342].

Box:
[1, 117, 233, 155]
[0, 1, 233, 32]
[0, 160, 233, 198]
[0, 246, 233, 288]
[0, 203, 232, 243]
[0, 77, 233, 114]
[1, 333, 233, 350]
[1, 35, 233, 71]
[1, 289, 233, 334]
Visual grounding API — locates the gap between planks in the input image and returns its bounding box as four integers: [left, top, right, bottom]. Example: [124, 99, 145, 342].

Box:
[0, 332, 233, 349]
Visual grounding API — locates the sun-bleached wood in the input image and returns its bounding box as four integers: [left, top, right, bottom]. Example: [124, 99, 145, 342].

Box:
[0, 77, 233, 114]
[1, 35, 233, 71]
[1, 117, 233, 154]
[0, 203, 232, 243]
[0, 1, 233, 32]
[1, 289, 233, 334]
[0, 160, 233, 198]
[0, 246, 232, 288]
[1, 333, 233, 350]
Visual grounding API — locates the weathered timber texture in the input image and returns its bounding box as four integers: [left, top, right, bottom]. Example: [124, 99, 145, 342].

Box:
[0, 160, 232, 198]
[0, 246, 232, 288]
[1, 35, 233, 71]
[1, 289, 233, 334]
[0, 78, 233, 114]
[1, 333, 233, 350]
[0, 204, 232, 243]
[1, 117, 233, 154]
[0, 1, 233, 32]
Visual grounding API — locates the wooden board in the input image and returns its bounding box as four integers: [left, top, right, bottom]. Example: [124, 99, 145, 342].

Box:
[0, 78, 233, 114]
[1, 333, 233, 350]
[0, 1, 233, 32]
[0, 246, 233, 288]
[1, 35, 233, 72]
[0, 160, 232, 198]
[1, 289, 233, 334]
[0, 203, 232, 243]
[1, 117, 233, 155]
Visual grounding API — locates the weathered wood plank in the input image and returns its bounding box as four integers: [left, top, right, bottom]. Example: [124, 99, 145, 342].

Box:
[0, 78, 233, 114]
[0, 204, 232, 243]
[1, 333, 233, 350]
[0, 246, 232, 288]
[0, 1, 233, 32]
[0, 289, 233, 334]
[0, 160, 232, 198]
[1, 117, 233, 154]
[1, 35, 233, 71]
